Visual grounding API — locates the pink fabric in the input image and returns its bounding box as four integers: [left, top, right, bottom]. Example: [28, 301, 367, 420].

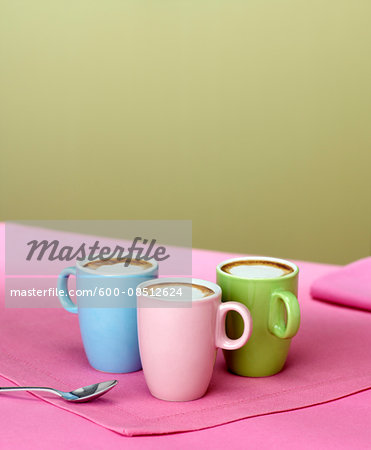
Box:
[310, 257, 371, 311]
[1, 224, 371, 436]
[1, 370, 371, 450]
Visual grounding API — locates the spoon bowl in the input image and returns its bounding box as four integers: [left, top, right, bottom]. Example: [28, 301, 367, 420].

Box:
[68, 380, 118, 402]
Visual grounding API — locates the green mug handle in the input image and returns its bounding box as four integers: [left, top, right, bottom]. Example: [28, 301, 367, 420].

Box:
[268, 290, 300, 339]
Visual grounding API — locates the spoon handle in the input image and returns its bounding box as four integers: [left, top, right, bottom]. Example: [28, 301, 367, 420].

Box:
[0, 386, 61, 397]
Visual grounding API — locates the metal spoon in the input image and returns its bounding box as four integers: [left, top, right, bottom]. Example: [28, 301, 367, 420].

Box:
[0, 380, 118, 402]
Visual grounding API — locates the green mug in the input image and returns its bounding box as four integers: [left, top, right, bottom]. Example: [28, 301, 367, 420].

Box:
[216, 256, 300, 377]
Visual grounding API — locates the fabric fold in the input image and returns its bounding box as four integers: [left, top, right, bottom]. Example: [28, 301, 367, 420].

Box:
[310, 257, 371, 311]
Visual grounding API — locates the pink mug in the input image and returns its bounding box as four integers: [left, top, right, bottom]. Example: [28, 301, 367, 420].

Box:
[137, 277, 252, 401]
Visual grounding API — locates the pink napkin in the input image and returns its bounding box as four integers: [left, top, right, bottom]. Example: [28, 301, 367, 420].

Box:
[1, 224, 371, 436]
[310, 257, 371, 311]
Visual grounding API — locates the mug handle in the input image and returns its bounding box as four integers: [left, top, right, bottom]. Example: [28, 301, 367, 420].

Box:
[57, 267, 78, 314]
[216, 302, 252, 350]
[268, 290, 300, 339]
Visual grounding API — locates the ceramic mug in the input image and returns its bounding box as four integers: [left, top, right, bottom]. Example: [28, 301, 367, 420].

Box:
[217, 256, 300, 377]
[57, 258, 158, 373]
[137, 277, 252, 401]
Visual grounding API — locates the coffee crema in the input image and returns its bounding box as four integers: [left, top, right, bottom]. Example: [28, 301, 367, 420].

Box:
[144, 282, 215, 300]
[221, 260, 293, 279]
[83, 258, 153, 275]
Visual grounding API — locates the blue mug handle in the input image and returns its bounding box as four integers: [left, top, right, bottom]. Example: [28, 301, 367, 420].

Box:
[57, 267, 78, 314]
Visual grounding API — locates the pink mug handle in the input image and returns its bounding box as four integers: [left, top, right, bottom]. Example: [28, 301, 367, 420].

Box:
[216, 302, 252, 350]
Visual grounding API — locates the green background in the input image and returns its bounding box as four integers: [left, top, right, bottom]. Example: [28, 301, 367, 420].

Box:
[1, 1, 370, 264]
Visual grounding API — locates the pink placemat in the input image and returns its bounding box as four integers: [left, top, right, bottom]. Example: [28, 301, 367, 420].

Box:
[1, 224, 371, 436]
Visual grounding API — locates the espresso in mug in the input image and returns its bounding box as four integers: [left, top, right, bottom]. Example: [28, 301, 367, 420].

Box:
[144, 282, 215, 300]
[84, 258, 153, 275]
[58, 257, 158, 373]
[137, 277, 252, 401]
[217, 257, 300, 377]
[221, 260, 293, 279]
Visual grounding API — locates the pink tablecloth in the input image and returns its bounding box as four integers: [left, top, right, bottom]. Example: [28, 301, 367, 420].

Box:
[1, 372, 370, 450]
[1, 224, 371, 446]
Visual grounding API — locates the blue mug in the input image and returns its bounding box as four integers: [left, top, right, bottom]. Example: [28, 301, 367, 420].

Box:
[57, 258, 158, 373]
